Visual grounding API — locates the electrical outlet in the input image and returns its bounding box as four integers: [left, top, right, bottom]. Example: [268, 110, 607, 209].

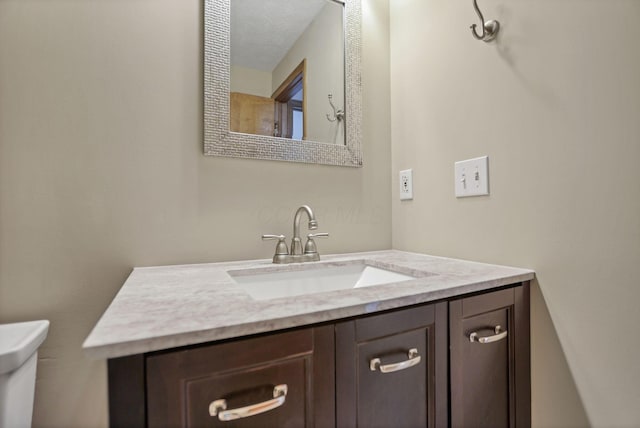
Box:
[399, 169, 413, 200]
[454, 156, 489, 197]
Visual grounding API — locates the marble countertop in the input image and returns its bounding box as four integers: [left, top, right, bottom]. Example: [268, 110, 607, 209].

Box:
[83, 250, 534, 359]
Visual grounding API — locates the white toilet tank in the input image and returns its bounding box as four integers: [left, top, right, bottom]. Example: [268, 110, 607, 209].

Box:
[0, 320, 49, 428]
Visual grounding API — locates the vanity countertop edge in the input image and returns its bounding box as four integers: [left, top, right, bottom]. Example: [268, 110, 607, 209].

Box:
[83, 250, 534, 359]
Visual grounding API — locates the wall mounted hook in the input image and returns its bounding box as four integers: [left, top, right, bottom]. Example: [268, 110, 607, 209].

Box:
[470, 0, 500, 42]
[326, 94, 345, 123]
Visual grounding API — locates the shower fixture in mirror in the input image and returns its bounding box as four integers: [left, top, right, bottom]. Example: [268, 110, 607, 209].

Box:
[204, 0, 362, 167]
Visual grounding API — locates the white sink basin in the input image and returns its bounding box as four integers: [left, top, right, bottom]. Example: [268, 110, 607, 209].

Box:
[228, 262, 417, 300]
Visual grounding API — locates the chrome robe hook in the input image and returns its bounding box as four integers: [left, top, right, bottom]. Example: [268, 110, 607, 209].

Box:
[326, 94, 344, 123]
[470, 0, 500, 42]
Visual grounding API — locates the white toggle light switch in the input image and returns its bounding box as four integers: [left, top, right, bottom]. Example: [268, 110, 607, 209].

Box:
[399, 169, 413, 200]
[455, 156, 489, 197]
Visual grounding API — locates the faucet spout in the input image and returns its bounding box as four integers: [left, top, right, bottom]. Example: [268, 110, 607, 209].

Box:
[291, 205, 317, 255]
[262, 204, 328, 263]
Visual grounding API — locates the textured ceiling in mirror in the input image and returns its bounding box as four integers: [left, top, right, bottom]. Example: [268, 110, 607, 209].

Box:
[231, 0, 326, 71]
[204, 0, 362, 167]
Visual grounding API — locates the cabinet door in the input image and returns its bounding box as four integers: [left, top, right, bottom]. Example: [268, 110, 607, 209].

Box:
[335, 302, 448, 428]
[146, 326, 334, 428]
[449, 283, 530, 428]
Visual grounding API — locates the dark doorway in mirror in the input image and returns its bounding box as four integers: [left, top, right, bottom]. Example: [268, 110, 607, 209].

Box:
[273, 60, 306, 140]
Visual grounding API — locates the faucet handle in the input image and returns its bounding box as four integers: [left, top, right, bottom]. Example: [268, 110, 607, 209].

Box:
[307, 233, 329, 239]
[262, 234, 285, 241]
[262, 234, 289, 256]
[304, 233, 329, 256]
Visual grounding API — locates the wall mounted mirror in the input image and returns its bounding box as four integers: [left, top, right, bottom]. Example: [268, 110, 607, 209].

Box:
[204, 0, 362, 167]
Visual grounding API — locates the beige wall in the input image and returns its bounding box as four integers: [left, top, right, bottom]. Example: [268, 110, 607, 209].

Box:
[391, 0, 640, 427]
[0, 0, 391, 426]
[230, 65, 272, 98]
[273, 2, 345, 144]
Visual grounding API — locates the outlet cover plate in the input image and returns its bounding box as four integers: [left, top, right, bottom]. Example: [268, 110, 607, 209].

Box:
[399, 169, 413, 200]
[454, 156, 489, 197]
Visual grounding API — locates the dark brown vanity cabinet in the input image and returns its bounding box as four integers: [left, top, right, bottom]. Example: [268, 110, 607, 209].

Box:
[107, 283, 530, 428]
[449, 285, 530, 428]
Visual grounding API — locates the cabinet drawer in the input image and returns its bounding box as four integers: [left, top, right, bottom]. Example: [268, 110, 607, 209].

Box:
[145, 327, 333, 428]
[449, 284, 530, 428]
[183, 357, 307, 427]
[459, 306, 511, 428]
[336, 302, 448, 428]
[357, 328, 429, 427]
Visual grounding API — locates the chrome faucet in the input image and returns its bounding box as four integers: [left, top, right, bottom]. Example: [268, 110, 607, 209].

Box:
[291, 205, 317, 255]
[262, 205, 329, 264]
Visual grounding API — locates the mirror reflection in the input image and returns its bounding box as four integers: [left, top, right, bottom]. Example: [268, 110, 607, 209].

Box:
[230, 0, 345, 145]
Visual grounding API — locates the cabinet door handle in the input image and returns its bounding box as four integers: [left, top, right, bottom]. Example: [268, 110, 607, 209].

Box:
[469, 325, 507, 344]
[369, 348, 421, 373]
[208, 384, 288, 421]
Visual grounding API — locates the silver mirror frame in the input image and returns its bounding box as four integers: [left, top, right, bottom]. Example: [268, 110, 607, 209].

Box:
[204, 0, 362, 167]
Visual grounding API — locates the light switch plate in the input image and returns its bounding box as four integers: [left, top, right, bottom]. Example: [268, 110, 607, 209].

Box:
[454, 156, 489, 197]
[399, 169, 413, 200]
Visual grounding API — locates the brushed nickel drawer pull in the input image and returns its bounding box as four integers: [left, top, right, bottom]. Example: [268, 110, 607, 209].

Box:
[209, 384, 288, 421]
[369, 348, 421, 373]
[469, 325, 507, 344]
